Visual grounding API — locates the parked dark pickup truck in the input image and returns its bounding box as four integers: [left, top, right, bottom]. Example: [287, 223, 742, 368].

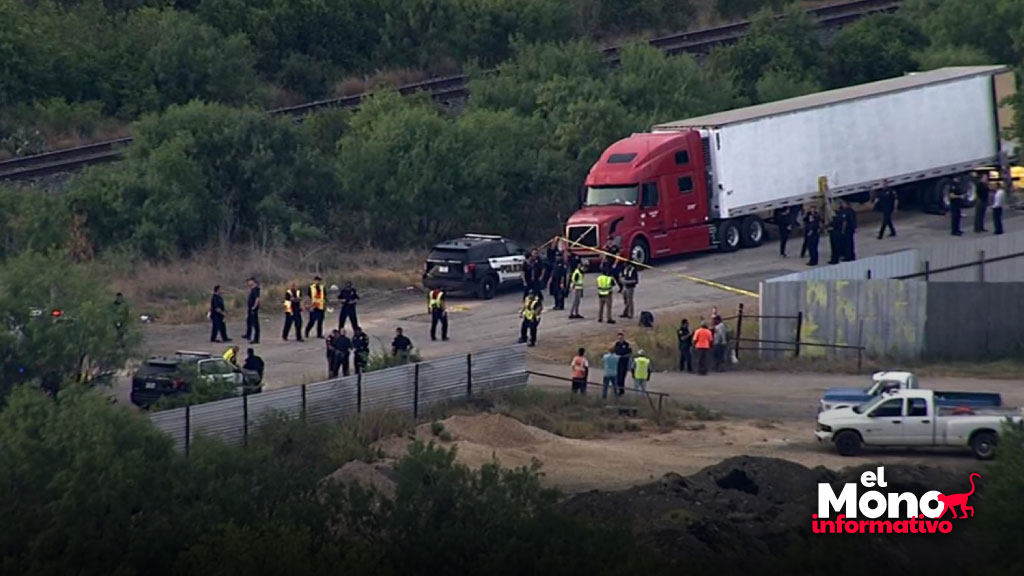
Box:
[819, 371, 1001, 413]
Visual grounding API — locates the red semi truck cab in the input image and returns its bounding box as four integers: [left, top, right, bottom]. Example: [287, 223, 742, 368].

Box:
[565, 130, 718, 265]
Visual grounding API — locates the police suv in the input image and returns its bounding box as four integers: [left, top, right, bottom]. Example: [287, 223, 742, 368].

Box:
[422, 234, 527, 299]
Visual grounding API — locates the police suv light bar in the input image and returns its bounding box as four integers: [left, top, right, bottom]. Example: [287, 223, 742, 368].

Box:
[463, 233, 503, 239]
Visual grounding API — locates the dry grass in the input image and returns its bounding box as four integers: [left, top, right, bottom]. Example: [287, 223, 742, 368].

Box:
[743, 354, 1024, 380]
[333, 66, 460, 97]
[109, 244, 422, 324]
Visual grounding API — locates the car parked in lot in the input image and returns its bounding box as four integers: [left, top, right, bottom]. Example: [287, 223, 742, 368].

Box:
[130, 351, 262, 408]
[816, 389, 1023, 460]
[818, 371, 1001, 413]
[422, 234, 527, 299]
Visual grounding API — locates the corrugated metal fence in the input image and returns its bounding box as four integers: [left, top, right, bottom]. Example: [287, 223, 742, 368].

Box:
[149, 346, 528, 452]
[765, 229, 1024, 283]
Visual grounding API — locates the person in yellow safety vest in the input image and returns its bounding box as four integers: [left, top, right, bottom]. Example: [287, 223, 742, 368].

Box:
[306, 275, 326, 340]
[631, 349, 651, 393]
[282, 285, 304, 342]
[428, 288, 449, 341]
[596, 270, 618, 324]
[223, 345, 240, 367]
[568, 261, 585, 319]
[517, 290, 543, 347]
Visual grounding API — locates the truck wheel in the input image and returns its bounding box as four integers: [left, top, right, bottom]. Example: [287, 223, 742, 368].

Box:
[834, 430, 862, 456]
[476, 275, 497, 300]
[970, 431, 997, 460]
[717, 220, 741, 252]
[959, 173, 978, 207]
[739, 216, 764, 248]
[629, 237, 650, 265]
[928, 177, 951, 214]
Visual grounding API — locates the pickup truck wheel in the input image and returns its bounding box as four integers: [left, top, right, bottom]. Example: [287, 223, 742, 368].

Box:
[739, 216, 764, 248]
[476, 275, 497, 300]
[718, 220, 741, 252]
[927, 177, 951, 214]
[834, 430, 862, 457]
[970, 431, 997, 460]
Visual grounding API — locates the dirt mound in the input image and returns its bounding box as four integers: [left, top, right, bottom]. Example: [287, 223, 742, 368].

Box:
[324, 460, 397, 498]
[440, 413, 560, 448]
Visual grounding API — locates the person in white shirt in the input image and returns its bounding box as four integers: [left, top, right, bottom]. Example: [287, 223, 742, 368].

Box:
[992, 184, 1007, 235]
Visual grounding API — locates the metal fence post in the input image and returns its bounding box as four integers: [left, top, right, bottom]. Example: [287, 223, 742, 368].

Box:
[301, 384, 307, 419]
[413, 363, 421, 420]
[185, 402, 191, 457]
[857, 318, 865, 375]
[794, 312, 804, 358]
[924, 260, 930, 281]
[979, 250, 985, 282]
[356, 373, 362, 414]
[243, 389, 249, 447]
[734, 303, 744, 360]
[466, 353, 473, 398]
[866, 269, 872, 279]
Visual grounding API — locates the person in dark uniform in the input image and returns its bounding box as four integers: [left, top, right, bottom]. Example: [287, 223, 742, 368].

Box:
[521, 250, 538, 298]
[949, 175, 965, 236]
[391, 327, 413, 362]
[613, 332, 632, 397]
[530, 251, 548, 295]
[800, 208, 811, 259]
[242, 348, 264, 379]
[676, 318, 693, 373]
[875, 184, 897, 239]
[776, 207, 792, 258]
[352, 326, 370, 374]
[338, 281, 360, 330]
[244, 277, 260, 344]
[805, 208, 821, 266]
[619, 262, 639, 319]
[841, 201, 857, 261]
[335, 328, 352, 376]
[974, 172, 990, 232]
[282, 284, 303, 341]
[326, 329, 340, 378]
[209, 285, 230, 343]
[548, 253, 567, 311]
[827, 209, 844, 265]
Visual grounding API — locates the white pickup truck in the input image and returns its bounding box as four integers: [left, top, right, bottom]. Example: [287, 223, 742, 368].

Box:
[816, 389, 1023, 460]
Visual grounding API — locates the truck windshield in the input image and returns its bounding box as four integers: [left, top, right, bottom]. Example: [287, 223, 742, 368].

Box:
[585, 186, 638, 206]
[853, 394, 888, 414]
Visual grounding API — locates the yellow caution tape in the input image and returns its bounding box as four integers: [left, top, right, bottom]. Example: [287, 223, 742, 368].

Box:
[556, 235, 760, 299]
[447, 305, 468, 312]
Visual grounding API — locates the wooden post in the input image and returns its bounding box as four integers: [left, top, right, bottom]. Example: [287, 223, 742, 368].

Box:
[979, 250, 986, 282]
[466, 353, 473, 398]
[866, 269, 872, 279]
[301, 384, 307, 418]
[413, 363, 421, 420]
[734, 303, 744, 360]
[857, 318, 865, 375]
[794, 312, 804, 357]
[924, 260, 930, 281]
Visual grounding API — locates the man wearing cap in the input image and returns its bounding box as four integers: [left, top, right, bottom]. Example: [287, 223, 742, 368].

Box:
[631, 349, 651, 393]
[306, 275, 327, 339]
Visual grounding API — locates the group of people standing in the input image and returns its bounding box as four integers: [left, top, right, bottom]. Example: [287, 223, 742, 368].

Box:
[948, 172, 1008, 236]
[676, 314, 730, 375]
[569, 332, 651, 397]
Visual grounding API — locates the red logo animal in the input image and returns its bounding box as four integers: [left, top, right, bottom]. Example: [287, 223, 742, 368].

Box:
[937, 473, 980, 518]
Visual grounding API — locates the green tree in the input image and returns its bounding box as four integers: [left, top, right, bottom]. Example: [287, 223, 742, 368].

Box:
[981, 427, 1024, 573]
[0, 252, 138, 397]
[825, 14, 927, 88]
[755, 67, 821, 102]
[905, 0, 1024, 63]
[913, 44, 996, 69]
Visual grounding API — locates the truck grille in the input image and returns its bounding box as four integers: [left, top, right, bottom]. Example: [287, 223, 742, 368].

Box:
[566, 225, 598, 248]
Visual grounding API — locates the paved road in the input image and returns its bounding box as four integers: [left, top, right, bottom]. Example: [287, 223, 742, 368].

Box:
[141, 209, 1018, 391]
[527, 361, 1024, 420]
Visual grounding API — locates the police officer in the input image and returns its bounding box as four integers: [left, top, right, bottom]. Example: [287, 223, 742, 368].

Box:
[282, 284, 304, 341]
[548, 253, 567, 311]
[949, 175, 965, 236]
[875, 183, 897, 239]
[776, 207, 792, 258]
[596, 269, 617, 324]
[840, 200, 857, 261]
[428, 288, 449, 341]
[338, 281, 360, 330]
[335, 328, 352, 376]
[209, 285, 230, 343]
[306, 275, 326, 339]
[568, 260, 585, 319]
[620, 262, 638, 319]
[804, 208, 821, 266]
[827, 208, 843, 265]
[244, 277, 261, 344]
[518, 290, 542, 347]
[676, 318, 693, 373]
[974, 172, 990, 233]
[352, 326, 370, 374]
[326, 328, 340, 378]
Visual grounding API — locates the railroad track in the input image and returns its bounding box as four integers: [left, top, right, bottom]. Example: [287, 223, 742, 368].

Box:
[0, 0, 900, 182]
